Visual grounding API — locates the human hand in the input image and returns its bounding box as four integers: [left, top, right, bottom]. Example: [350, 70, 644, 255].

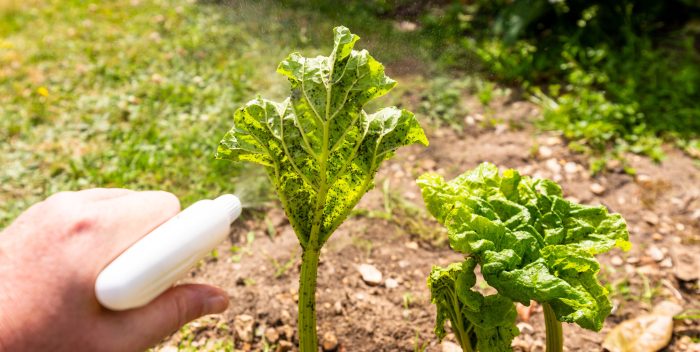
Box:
[0, 189, 229, 352]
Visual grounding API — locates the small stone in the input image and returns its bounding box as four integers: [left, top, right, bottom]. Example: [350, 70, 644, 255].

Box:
[442, 341, 462, 352]
[358, 264, 383, 286]
[647, 246, 665, 262]
[675, 223, 686, 231]
[494, 124, 508, 135]
[396, 20, 418, 32]
[385, 278, 399, 289]
[544, 136, 562, 146]
[652, 233, 663, 241]
[606, 158, 622, 170]
[564, 162, 578, 174]
[611, 256, 624, 266]
[691, 209, 700, 221]
[277, 325, 294, 341]
[659, 257, 673, 268]
[654, 300, 684, 316]
[644, 212, 660, 226]
[334, 301, 343, 315]
[538, 146, 554, 158]
[671, 247, 700, 282]
[276, 340, 293, 352]
[264, 327, 279, 343]
[233, 315, 255, 342]
[280, 309, 291, 323]
[517, 322, 534, 334]
[626, 256, 640, 264]
[355, 292, 366, 301]
[545, 158, 562, 174]
[322, 331, 339, 351]
[405, 241, 419, 250]
[590, 183, 606, 195]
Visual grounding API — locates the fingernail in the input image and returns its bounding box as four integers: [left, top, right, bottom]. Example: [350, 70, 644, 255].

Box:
[205, 295, 229, 314]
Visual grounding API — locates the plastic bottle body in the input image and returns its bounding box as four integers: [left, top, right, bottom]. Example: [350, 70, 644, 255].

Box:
[95, 195, 241, 310]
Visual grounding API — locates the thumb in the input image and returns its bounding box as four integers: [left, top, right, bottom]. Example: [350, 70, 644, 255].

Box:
[112, 284, 229, 351]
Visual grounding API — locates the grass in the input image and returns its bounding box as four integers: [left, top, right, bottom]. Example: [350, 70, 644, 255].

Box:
[0, 0, 436, 228]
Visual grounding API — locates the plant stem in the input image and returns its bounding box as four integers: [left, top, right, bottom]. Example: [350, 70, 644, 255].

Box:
[298, 247, 320, 352]
[543, 303, 563, 352]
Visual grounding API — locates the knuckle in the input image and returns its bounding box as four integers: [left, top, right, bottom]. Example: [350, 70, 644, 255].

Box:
[153, 191, 181, 215]
[172, 292, 193, 330]
[63, 210, 98, 235]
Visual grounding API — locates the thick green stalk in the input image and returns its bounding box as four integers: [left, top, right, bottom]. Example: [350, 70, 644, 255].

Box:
[543, 303, 563, 352]
[298, 247, 320, 351]
[449, 292, 473, 352]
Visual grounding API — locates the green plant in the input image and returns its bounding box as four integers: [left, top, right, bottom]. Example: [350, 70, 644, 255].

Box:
[216, 26, 428, 350]
[418, 162, 631, 351]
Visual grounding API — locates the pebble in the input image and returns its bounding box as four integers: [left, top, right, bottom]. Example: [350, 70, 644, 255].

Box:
[277, 325, 294, 341]
[264, 327, 279, 343]
[647, 245, 665, 262]
[544, 136, 562, 146]
[538, 146, 554, 158]
[564, 161, 578, 174]
[659, 257, 673, 268]
[626, 256, 640, 264]
[358, 264, 383, 286]
[385, 278, 399, 289]
[280, 309, 291, 323]
[610, 256, 624, 266]
[233, 314, 255, 342]
[494, 124, 508, 135]
[276, 340, 293, 352]
[441, 341, 462, 352]
[322, 331, 339, 351]
[517, 322, 534, 334]
[404, 241, 419, 250]
[671, 247, 700, 282]
[334, 301, 343, 315]
[652, 233, 664, 241]
[644, 212, 660, 226]
[590, 183, 606, 195]
[545, 158, 562, 174]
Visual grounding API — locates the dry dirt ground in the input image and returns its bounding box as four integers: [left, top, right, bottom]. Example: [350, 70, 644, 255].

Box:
[157, 93, 700, 352]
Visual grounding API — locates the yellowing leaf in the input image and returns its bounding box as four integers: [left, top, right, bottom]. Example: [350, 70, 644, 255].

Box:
[217, 26, 427, 249]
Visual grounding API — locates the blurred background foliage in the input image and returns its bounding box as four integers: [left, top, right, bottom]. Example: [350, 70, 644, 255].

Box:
[292, 0, 700, 170]
[2, 0, 699, 227]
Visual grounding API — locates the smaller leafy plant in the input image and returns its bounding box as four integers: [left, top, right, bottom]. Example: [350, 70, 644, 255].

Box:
[418, 162, 631, 352]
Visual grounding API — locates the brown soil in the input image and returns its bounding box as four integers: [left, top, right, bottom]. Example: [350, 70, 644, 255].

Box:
[158, 93, 700, 351]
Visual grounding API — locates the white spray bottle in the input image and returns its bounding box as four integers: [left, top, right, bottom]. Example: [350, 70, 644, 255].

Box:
[95, 194, 242, 311]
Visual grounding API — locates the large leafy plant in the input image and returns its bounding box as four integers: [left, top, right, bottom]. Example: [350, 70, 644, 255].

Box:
[217, 26, 428, 350]
[418, 162, 630, 351]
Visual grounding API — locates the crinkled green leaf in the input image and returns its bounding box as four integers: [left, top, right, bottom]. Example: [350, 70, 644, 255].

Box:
[418, 162, 630, 331]
[428, 258, 518, 352]
[217, 26, 428, 248]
